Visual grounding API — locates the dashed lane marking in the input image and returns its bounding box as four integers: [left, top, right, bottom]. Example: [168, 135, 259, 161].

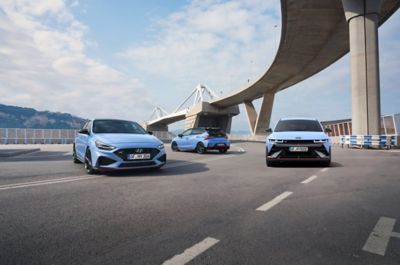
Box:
[362, 217, 399, 256]
[256, 191, 293, 212]
[301, 175, 318, 184]
[162, 237, 220, 265]
[320, 168, 329, 172]
[0, 175, 100, 191]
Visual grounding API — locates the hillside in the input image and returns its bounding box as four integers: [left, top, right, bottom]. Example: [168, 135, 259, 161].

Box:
[0, 104, 86, 129]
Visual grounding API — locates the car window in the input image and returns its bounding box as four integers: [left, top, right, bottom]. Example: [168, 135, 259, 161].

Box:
[274, 119, 323, 132]
[181, 129, 192, 136]
[92, 120, 147, 134]
[191, 128, 205, 135]
[206, 129, 226, 137]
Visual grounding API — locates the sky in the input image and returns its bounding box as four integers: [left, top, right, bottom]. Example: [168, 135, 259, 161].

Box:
[0, 0, 399, 132]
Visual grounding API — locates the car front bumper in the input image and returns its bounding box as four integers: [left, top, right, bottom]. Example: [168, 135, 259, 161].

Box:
[91, 145, 166, 171]
[266, 143, 330, 162]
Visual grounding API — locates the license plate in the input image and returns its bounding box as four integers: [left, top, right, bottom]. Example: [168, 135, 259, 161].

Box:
[128, 153, 151, 160]
[217, 143, 225, 146]
[289, 146, 308, 152]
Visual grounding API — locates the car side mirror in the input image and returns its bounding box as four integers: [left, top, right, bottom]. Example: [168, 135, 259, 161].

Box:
[324, 128, 332, 133]
[266, 128, 273, 134]
[147, 131, 153, 135]
[78, 128, 89, 135]
[178, 134, 183, 138]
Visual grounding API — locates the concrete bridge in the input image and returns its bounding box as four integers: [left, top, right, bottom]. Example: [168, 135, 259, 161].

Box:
[145, 0, 400, 135]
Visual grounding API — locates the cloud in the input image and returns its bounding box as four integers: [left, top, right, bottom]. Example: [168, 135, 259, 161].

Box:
[122, 0, 281, 99]
[0, 0, 152, 122]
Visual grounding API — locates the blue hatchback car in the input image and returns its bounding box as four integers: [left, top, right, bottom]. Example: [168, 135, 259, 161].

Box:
[171, 128, 230, 154]
[73, 119, 166, 174]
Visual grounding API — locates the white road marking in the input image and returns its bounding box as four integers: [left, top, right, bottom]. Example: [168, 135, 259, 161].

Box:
[301, 175, 318, 184]
[231, 144, 246, 153]
[362, 217, 398, 256]
[162, 237, 220, 265]
[256, 191, 293, 212]
[320, 168, 329, 172]
[0, 175, 101, 191]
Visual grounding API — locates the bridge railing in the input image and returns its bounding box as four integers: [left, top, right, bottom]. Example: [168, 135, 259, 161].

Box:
[0, 128, 77, 144]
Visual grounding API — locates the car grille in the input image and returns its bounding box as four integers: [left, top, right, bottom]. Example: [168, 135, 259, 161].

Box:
[269, 145, 329, 159]
[114, 148, 160, 161]
[119, 161, 157, 168]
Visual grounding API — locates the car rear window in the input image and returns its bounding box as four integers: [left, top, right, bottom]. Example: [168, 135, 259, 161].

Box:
[274, 119, 323, 132]
[206, 129, 226, 137]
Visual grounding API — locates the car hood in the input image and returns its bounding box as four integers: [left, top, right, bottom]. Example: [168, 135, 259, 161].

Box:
[269, 131, 328, 140]
[94, 134, 161, 145]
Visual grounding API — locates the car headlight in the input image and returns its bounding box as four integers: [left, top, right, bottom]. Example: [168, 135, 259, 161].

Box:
[314, 139, 329, 143]
[158, 143, 165, 149]
[95, 140, 116, 151]
[268, 139, 283, 143]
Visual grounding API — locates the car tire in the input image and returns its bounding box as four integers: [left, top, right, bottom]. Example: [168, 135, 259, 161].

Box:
[219, 148, 228, 154]
[321, 159, 331, 167]
[196, 142, 206, 154]
[85, 149, 97, 175]
[171, 141, 179, 152]
[72, 144, 81, 164]
[266, 160, 277, 167]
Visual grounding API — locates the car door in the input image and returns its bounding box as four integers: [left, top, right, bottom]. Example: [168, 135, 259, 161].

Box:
[188, 128, 205, 149]
[76, 121, 91, 159]
[178, 129, 192, 150]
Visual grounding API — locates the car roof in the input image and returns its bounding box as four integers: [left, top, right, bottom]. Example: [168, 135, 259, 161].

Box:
[279, 117, 319, 121]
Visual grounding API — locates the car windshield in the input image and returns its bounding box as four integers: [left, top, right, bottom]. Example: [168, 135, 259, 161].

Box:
[92, 120, 147, 134]
[206, 129, 226, 137]
[274, 119, 323, 132]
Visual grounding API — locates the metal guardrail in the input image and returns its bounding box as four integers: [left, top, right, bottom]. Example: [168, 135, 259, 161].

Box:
[339, 135, 398, 149]
[0, 128, 77, 144]
[0, 129, 175, 144]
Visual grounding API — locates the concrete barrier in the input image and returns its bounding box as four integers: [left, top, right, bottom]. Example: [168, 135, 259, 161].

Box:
[339, 135, 398, 149]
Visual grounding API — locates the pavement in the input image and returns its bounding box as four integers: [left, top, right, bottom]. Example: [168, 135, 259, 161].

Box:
[0, 142, 399, 265]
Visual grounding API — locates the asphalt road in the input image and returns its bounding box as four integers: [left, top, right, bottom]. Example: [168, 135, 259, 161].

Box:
[0, 143, 399, 265]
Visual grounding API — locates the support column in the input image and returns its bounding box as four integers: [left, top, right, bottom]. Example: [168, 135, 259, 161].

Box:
[342, 0, 383, 135]
[243, 92, 275, 136]
[255, 92, 275, 135]
[244, 101, 257, 135]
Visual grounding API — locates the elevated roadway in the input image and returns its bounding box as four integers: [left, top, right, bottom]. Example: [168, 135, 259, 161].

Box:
[211, 0, 400, 108]
[147, 0, 400, 135]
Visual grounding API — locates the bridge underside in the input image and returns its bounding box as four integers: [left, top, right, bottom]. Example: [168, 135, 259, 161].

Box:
[185, 102, 239, 133]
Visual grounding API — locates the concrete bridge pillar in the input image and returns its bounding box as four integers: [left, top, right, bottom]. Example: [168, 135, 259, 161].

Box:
[244, 92, 275, 136]
[342, 0, 383, 135]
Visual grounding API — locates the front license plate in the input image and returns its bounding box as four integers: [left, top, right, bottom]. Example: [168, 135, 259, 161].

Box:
[128, 153, 151, 160]
[217, 143, 225, 146]
[289, 146, 308, 152]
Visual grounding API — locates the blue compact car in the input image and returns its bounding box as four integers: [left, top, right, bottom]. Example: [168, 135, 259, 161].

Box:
[73, 119, 166, 174]
[171, 128, 230, 154]
[266, 118, 332, 167]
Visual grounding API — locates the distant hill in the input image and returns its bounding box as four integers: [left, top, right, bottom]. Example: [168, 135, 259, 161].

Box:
[0, 104, 86, 129]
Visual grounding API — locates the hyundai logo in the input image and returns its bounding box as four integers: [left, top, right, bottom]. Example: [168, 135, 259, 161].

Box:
[135, 148, 143, 153]
[296, 137, 301, 140]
